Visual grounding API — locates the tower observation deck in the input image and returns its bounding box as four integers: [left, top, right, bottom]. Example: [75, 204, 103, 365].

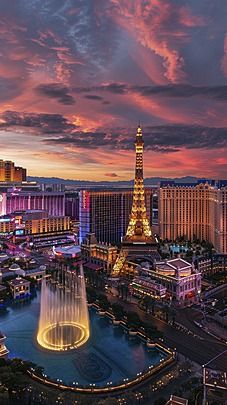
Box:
[112, 126, 158, 277]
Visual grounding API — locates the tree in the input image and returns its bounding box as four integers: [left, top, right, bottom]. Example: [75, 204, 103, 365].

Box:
[144, 323, 163, 339]
[170, 308, 177, 325]
[185, 250, 193, 259]
[111, 303, 124, 320]
[144, 324, 155, 339]
[154, 398, 167, 405]
[0, 369, 28, 399]
[10, 358, 29, 372]
[86, 286, 97, 304]
[0, 358, 7, 367]
[140, 295, 156, 315]
[118, 283, 129, 300]
[127, 311, 141, 330]
[163, 304, 170, 322]
[0, 387, 9, 405]
[98, 294, 110, 311]
[98, 398, 118, 405]
[173, 388, 183, 397]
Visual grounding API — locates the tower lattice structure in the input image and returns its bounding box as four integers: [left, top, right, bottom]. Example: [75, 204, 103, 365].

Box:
[124, 125, 152, 242]
[112, 126, 157, 277]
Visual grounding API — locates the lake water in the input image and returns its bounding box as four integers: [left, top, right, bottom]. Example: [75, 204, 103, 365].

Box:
[0, 293, 167, 387]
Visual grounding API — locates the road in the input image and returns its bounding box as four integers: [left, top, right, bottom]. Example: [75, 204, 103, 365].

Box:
[107, 294, 227, 372]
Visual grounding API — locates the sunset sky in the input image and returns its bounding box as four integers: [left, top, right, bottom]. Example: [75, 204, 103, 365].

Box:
[1, 0, 227, 180]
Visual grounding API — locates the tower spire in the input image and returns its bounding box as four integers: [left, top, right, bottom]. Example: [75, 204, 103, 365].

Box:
[124, 125, 152, 241]
[112, 126, 157, 277]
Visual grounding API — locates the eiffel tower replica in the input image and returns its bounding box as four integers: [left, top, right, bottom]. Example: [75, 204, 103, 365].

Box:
[112, 125, 158, 277]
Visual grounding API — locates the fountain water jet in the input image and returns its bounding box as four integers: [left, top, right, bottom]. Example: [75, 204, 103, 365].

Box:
[37, 264, 90, 351]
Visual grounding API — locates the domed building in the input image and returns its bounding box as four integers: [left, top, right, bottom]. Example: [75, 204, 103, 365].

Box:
[0, 253, 8, 263]
[9, 263, 21, 272]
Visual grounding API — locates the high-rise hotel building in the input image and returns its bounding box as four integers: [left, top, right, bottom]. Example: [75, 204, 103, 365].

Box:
[79, 188, 153, 245]
[0, 160, 26, 182]
[159, 180, 227, 254]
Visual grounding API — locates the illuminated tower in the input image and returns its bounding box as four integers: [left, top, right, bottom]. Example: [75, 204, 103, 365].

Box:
[112, 126, 158, 276]
[124, 125, 152, 242]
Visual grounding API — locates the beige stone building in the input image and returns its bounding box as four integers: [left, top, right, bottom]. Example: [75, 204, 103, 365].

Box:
[81, 233, 118, 273]
[159, 181, 227, 254]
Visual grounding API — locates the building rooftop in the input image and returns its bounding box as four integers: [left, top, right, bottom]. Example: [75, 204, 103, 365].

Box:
[8, 277, 30, 286]
[166, 258, 192, 270]
[155, 258, 193, 277]
[166, 395, 188, 405]
[0, 269, 14, 279]
[54, 245, 81, 255]
[9, 263, 21, 271]
[79, 187, 153, 192]
[25, 267, 46, 275]
[0, 253, 8, 262]
[140, 258, 202, 282]
[160, 179, 227, 190]
[84, 262, 103, 271]
[204, 367, 227, 388]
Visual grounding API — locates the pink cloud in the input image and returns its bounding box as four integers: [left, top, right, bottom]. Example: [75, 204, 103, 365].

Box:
[178, 6, 205, 28]
[108, 0, 204, 83]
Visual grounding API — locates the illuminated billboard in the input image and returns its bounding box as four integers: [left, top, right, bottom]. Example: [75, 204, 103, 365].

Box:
[14, 229, 25, 236]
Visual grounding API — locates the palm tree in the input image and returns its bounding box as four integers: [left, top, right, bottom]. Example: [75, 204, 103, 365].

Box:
[142, 295, 156, 315]
[170, 308, 177, 325]
[111, 303, 124, 320]
[163, 304, 170, 322]
[127, 311, 141, 330]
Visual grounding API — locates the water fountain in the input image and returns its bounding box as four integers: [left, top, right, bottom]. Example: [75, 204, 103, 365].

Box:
[37, 265, 90, 351]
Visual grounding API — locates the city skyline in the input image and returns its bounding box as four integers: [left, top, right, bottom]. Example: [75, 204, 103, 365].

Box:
[1, 1, 227, 180]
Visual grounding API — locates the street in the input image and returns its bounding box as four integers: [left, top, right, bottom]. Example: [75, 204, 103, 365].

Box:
[106, 293, 227, 372]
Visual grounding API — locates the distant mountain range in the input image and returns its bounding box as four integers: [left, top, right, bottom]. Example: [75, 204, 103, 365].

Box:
[28, 176, 199, 187]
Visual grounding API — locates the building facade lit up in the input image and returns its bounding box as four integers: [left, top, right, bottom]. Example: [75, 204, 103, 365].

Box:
[159, 180, 227, 254]
[0, 160, 26, 182]
[81, 232, 118, 273]
[0, 210, 71, 246]
[140, 258, 201, 302]
[79, 188, 153, 245]
[0, 189, 65, 217]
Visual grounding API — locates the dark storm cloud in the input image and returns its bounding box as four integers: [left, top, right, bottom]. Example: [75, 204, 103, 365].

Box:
[1, 108, 227, 152]
[74, 83, 227, 101]
[135, 84, 227, 100]
[45, 125, 227, 152]
[45, 131, 108, 149]
[74, 83, 128, 94]
[144, 126, 227, 152]
[84, 95, 103, 100]
[33, 82, 227, 103]
[0, 111, 76, 134]
[35, 83, 75, 105]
